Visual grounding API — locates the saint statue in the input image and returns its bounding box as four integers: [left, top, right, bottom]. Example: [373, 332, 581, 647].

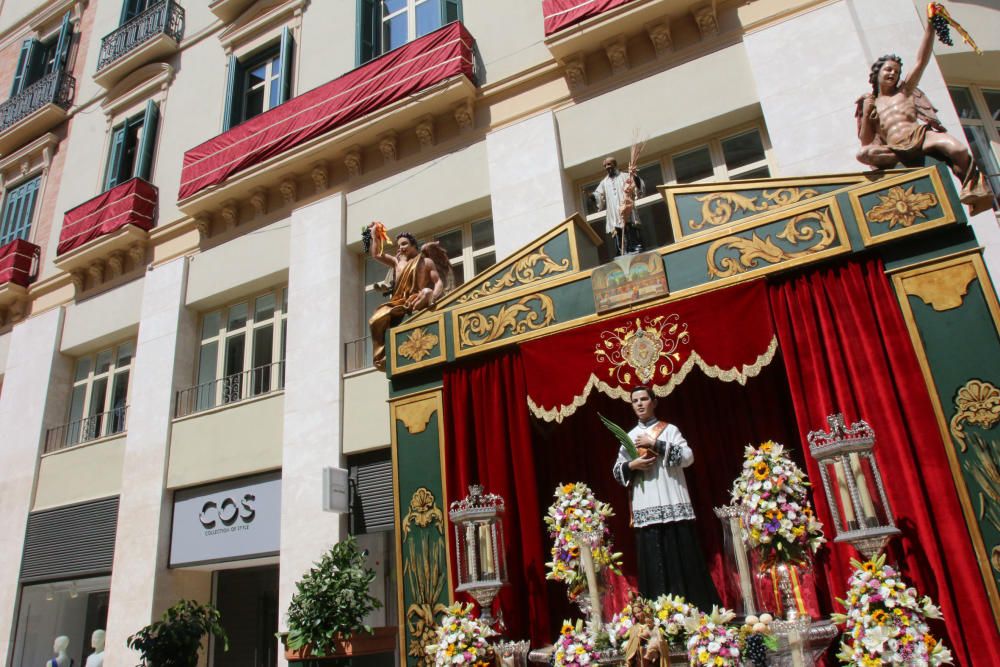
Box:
[366, 223, 453, 372]
[593, 157, 645, 257]
[855, 12, 992, 214]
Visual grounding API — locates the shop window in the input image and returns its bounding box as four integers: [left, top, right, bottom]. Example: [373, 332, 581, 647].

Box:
[103, 100, 159, 191]
[948, 85, 1000, 205]
[183, 287, 288, 415]
[357, 0, 461, 64]
[578, 126, 772, 262]
[9, 12, 72, 96]
[0, 175, 41, 246]
[11, 576, 111, 667]
[351, 219, 494, 371]
[223, 28, 294, 130]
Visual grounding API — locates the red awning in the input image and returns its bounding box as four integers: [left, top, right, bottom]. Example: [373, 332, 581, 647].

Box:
[542, 0, 637, 35]
[0, 238, 40, 287]
[178, 21, 475, 201]
[58, 178, 157, 256]
[520, 281, 777, 422]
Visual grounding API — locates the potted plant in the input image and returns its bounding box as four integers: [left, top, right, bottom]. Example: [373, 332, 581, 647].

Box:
[283, 535, 393, 661]
[127, 599, 228, 667]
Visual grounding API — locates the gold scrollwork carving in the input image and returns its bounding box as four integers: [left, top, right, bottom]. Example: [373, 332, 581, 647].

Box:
[458, 294, 555, 349]
[404, 537, 447, 666]
[865, 185, 938, 229]
[398, 327, 440, 362]
[456, 250, 571, 304]
[950, 379, 1000, 450]
[706, 208, 837, 280]
[688, 187, 820, 230]
[961, 434, 1000, 572]
[594, 314, 690, 385]
[402, 487, 443, 538]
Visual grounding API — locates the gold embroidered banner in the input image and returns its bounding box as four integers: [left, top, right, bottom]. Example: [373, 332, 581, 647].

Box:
[520, 280, 777, 422]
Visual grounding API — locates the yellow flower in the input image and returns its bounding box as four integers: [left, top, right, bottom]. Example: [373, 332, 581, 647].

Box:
[714, 658, 725, 666]
[871, 610, 889, 626]
[698, 650, 710, 663]
[562, 483, 576, 494]
[760, 441, 774, 453]
[924, 635, 938, 650]
[754, 461, 771, 480]
[446, 645, 456, 657]
[861, 656, 881, 667]
[560, 622, 574, 636]
[862, 562, 878, 574]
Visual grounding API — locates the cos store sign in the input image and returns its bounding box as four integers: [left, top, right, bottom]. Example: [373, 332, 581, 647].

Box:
[169, 472, 280, 567]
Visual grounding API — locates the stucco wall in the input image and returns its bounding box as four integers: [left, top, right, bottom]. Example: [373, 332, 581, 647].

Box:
[343, 370, 390, 454]
[60, 274, 143, 354]
[33, 436, 125, 510]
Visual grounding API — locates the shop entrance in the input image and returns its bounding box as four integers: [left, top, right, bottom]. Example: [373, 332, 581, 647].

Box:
[213, 565, 279, 667]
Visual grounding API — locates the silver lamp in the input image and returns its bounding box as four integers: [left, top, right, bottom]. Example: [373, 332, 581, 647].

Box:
[450, 484, 507, 625]
[807, 414, 900, 558]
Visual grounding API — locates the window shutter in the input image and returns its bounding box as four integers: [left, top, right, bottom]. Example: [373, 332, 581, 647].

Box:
[53, 11, 73, 72]
[120, 0, 145, 24]
[278, 26, 294, 106]
[356, 0, 380, 65]
[103, 124, 127, 191]
[135, 100, 159, 182]
[442, 0, 462, 23]
[349, 453, 394, 533]
[0, 177, 40, 245]
[222, 54, 244, 131]
[10, 40, 35, 95]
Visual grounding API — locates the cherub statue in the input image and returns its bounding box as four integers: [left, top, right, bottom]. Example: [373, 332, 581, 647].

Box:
[855, 6, 992, 214]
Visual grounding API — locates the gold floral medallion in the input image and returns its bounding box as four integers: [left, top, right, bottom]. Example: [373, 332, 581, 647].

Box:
[594, 314, 690, 385]
[398, 327, 440, 362]
[950, 379, 1000, 449]
[866, 185, 938, 229]
[402, 487, 444, 537]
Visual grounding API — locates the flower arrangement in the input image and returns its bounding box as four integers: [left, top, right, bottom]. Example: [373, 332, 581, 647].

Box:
[605, 603, 638, 652]
[425, 602, 497, 667]
[832, 554, 953, 666]
[684, 607, 741, 667]
[651, 594, 694, 649]
[730, 441, 825, 565]
[544, 482, 622, 598]
[554, 619, 600, 667]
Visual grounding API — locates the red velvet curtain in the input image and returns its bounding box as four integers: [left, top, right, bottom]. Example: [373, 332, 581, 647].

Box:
[768, 258, 1000, 666]
[443, 351, 553, 645]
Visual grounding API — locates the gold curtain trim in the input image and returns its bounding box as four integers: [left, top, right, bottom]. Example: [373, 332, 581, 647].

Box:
[527, 336, 779, 423]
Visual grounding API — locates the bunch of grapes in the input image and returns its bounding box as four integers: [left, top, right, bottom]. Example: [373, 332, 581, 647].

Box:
[361, 224, 373, 254]
[930, 5, 954, 46]
[743, 633, 769, 667]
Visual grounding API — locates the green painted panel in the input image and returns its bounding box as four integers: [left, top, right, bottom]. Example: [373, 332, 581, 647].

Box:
[881, 226, 978, 272]
[393, 320, 443, 371]
[673, 183, 845, 236]
[907, 278, 1000, 594]
[856, 174, 946, 239]
[395, 411, 449, 667]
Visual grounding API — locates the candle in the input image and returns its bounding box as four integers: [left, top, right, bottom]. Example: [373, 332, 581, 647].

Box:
[465, 524, 478, 581]
[849, 453, 878, 525]
[578, 543, 603, 636]
[833, 460, 857, 529]
[478, 523, 495, 578]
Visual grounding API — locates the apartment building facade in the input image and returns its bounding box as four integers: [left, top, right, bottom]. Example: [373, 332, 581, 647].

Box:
[0, 0, 998, 666]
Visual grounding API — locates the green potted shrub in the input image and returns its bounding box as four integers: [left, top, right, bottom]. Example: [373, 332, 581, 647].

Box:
[283, 536, 393, 661]
[127, 599, 228, 666]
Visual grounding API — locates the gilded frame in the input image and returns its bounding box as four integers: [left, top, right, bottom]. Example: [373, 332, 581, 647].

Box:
[849, 167, 957, 247]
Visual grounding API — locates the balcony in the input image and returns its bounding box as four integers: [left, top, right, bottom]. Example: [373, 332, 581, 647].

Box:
[345, 335, 373, 374]
[174, 361, 285, 418]
[54, 177, 157, 292]
[94, 0, 185, 89]
[44, 406, 128, 453]
[0, 71, 74, 156]
[177, 21, 476, 216]
[0, 238, 40, 325]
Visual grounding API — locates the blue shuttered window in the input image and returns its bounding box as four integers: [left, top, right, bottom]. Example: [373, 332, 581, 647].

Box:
[9, 11, 72, 96]
[357, 0, 462, 65]
[0, 176, 41, 246]
[223, 32, 295, 131]
[103, 101, 160, 191]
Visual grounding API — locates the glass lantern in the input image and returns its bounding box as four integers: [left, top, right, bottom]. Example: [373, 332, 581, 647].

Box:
[807, 414, 900, 558]
[449, 484, 507, 624]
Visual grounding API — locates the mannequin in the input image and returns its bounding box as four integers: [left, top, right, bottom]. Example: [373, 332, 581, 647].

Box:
[84, 630, 104, 667]
[46, 636, 72, 667]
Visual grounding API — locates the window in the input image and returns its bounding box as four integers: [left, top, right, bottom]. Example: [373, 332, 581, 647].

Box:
[61, 342, 133, 448]
[120, 0, 157, 24]
[9, 12, 72, 96]
[948, 85, 1000, 205]
[0, 176, 41, 246]
[579, 126, 771, 262]
[348, 450, 397, 630]
[223, 28, 294, 130]
[357, 0, 461, 64]
[103, 100, 159, 191]
[188, 287, 288, 414]
[350, 219, 494, 371]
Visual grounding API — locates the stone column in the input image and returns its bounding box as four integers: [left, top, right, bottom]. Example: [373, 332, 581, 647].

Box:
[0, 308, 70, 665]
[104, 257, 210, 667]
[277, 193, 349, 665]
[742, 0, 1000, 274]
[487, 110, 573, 260]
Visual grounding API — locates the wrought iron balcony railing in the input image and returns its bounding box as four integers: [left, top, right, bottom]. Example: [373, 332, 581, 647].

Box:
[174, 360, 285, 418]
[96, 0, 185, 72]
[344, 335, 374, 373]
[45, 406, 128, 453]
[0, 71, 75, 134]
